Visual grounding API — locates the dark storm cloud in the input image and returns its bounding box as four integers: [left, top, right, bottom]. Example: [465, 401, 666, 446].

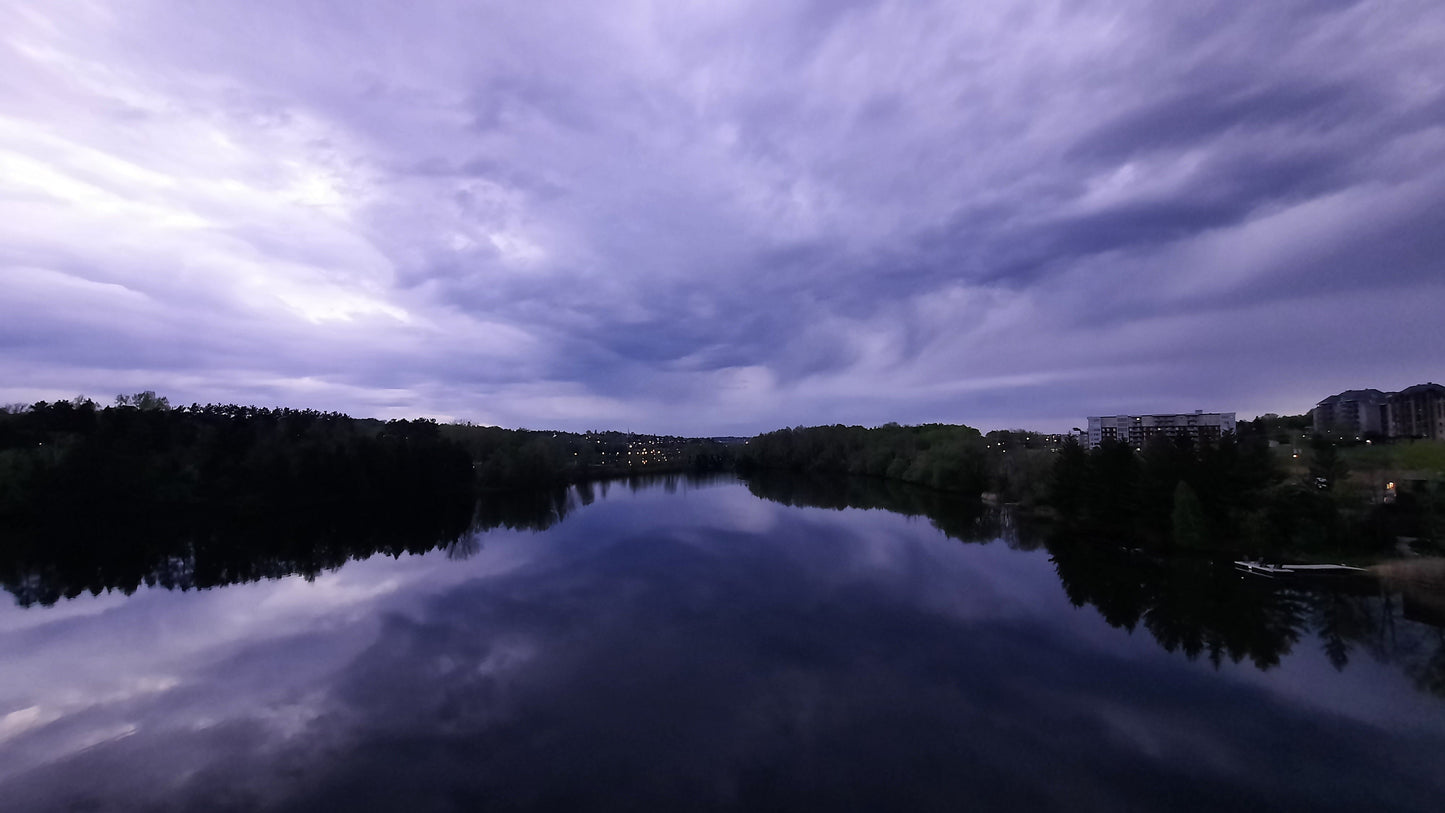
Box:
[1067, 79, 1377, 164]
[0, 0, 1441, 431]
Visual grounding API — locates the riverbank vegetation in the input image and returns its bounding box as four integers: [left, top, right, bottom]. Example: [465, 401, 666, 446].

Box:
[0, 395, 734, 522]
[4, 394, 1439, 564]
[734, 417, 1443, 557]
[740, 469, 1445, 694]
[0, 396, 474, 521]
[440, 424, 734, 488]
[736, 423, 989, 496]
[1047, 433, 1444, 556]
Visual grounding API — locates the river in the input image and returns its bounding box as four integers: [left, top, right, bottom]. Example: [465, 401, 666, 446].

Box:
[1, 474, 1442, 810]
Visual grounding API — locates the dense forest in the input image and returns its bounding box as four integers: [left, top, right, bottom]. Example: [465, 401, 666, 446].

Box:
[440, 424, 733, 488]
[734, 418, 1442, 556]
[0, 394, 475, 521]
[1048, 433, 1280, 549]
[5, 394, 1441, 694]
[737, 423, 990, 496]
[4, 394, 1441, 583]
[1048, 432, 1443, 555]
[0, 394, 743, 603]
[0, 394, 734, 520]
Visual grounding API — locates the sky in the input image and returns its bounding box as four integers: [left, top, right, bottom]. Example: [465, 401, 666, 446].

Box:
[1, 0, 1442, 435]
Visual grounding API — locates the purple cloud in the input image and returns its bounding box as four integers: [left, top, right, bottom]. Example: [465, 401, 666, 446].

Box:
[1, 0, 1441, 433]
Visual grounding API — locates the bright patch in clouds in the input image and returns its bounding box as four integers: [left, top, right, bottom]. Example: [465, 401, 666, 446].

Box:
[1, 0, 1442, 433]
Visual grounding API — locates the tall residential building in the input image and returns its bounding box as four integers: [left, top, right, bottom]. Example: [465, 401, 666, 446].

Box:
[1086, 412, 1236, 449]
[1313, 389, 1389, 436]
[1387, 383, 1445, 440]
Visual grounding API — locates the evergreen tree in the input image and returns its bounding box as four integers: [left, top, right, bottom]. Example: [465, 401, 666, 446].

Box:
[1171, 481, 1208, 548]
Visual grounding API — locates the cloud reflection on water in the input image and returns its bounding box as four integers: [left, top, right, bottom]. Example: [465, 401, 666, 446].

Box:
[0, 477, 1442, 811]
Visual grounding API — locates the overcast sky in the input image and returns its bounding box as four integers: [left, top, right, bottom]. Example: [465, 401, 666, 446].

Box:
[2, 1, 1441, 434]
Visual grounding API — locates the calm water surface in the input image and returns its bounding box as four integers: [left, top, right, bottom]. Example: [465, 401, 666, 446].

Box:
[2, 475, 1443, 811]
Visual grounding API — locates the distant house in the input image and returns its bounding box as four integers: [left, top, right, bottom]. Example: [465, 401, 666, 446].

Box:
[1387, 383, 1445, 440]
[1313, 389, 1389, 436]
[1086, 412, 1236, 449]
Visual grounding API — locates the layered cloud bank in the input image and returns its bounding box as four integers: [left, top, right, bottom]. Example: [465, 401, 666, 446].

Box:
[2, 1, 1442, 433]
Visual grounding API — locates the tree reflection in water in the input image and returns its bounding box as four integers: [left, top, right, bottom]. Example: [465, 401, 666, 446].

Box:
[5, 471, 1444, 700]
[743, 469, 1003, 545]
[0, 487, 546, 607]
[1047, 542, 1445, 697]
[744, 471, 1445, 699]
[0, 473, 731, 609]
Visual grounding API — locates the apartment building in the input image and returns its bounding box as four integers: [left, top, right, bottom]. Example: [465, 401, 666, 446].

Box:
[1314, 383, 1445, 440]
[1086, 412, 1237, 449]
[1313, 389, 1389, 436]
[1387, 383, 1445, 440]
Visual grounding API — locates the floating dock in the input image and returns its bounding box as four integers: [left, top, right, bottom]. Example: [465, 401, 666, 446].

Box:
[1234, 561, 1367, 576]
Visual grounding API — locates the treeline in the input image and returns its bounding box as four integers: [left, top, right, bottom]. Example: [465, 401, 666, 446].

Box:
[1238, 412, 1313, 444]
[0, 395, 474, 521]
[1049, 434, 1279, 548]
[0, 395, 739, 523]
[8, 393, 1434, 561]
[733, 417, 1440, 555]
[1048, 433, 1442, 554]
[439, 425, 733, 489]
[737, 423, 989, 496]
[733, 423, 1085, 509]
